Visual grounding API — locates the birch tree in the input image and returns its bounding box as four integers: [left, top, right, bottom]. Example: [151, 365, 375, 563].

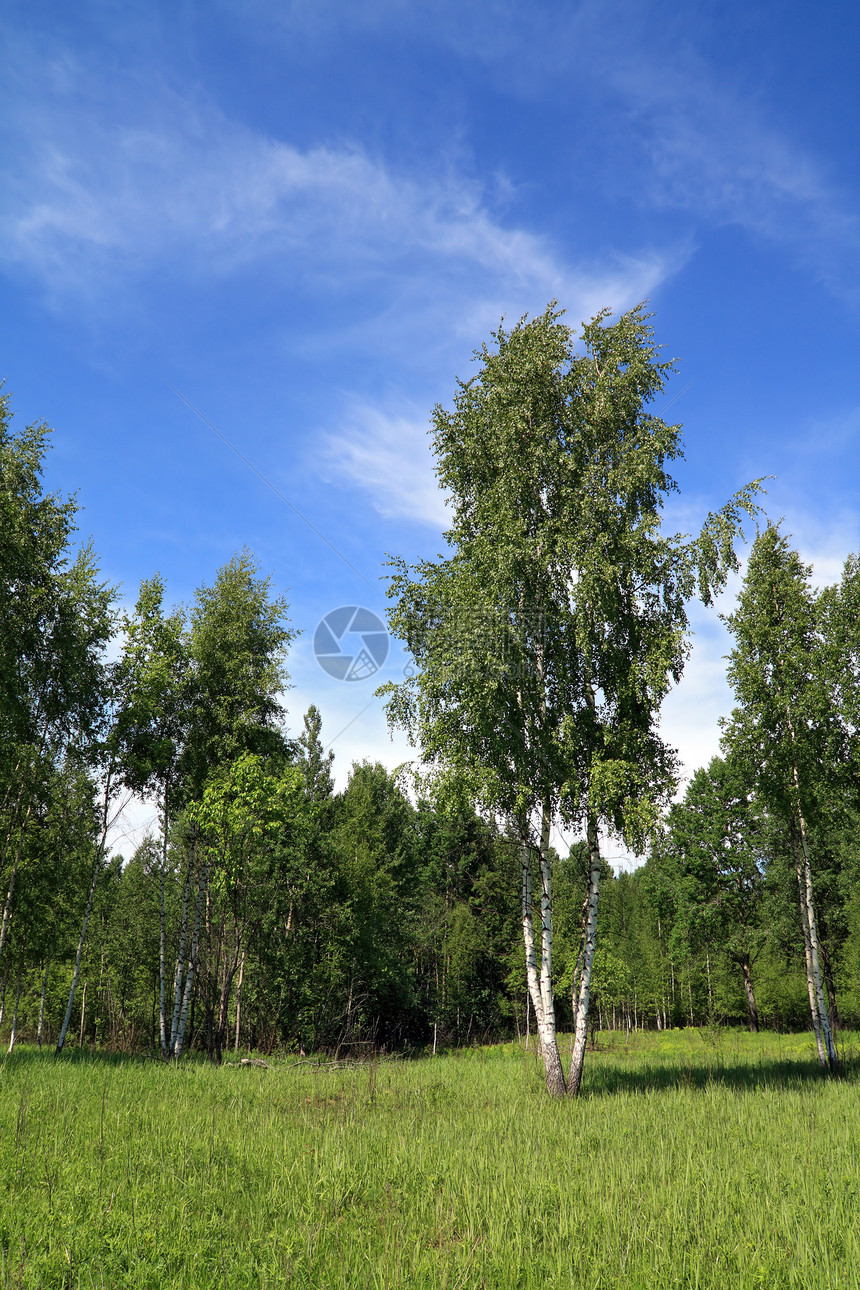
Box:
[664, 755, 768, 1030]
[380, 303, 760, 1095]
[722, 524, 839, 1068]
[189, 753, 307, 1063]
[113, 575, 188, 1053]
[0, 391, 117, 1042]
[169, 552, 296, 1057]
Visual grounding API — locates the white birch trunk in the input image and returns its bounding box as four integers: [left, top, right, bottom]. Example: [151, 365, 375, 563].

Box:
[168, 862, 193, 1054]
[797, 806, 837, 1068]
[158, 797, 168, 1056]
[174, 860, 206, 1059]
[536, 806, 565, 1096]
[0, 811, 30, 965]
[56, 855, 101, 1053]
[742, 959, 759, 1032]
[234, 948, 245, 1052]
[37, 960, 50, 1048]
[7, 968, 23, 1053]
[568, 812, 601, 1097]
[521, 843, 546, 1033]
[78, 978, 88, 1047]
[794, 835, 826, 1064]
[785, 716, 837, 1069]
[56, 772, 117, 1055]
[0, 868, 17, 965]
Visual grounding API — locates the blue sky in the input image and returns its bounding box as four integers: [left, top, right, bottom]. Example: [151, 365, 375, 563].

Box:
[2, 0, 859, 857]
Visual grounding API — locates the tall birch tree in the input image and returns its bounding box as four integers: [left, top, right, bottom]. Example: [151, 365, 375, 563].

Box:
[722, 524, 839, 1068]
[113, 575, 188, 1053]
[380, 303, 760, 1095]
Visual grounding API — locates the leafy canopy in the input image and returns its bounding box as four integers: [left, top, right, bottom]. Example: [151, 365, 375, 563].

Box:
[381, 303, 761, 847]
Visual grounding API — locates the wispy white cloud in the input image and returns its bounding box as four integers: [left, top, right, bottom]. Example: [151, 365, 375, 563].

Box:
[0, 40, 684, 332]
[322, 403, 450, 528]
[239, 0, 860, 299]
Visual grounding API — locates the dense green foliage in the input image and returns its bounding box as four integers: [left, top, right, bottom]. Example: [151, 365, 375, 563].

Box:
[3, 305, 860, 1064]
[2, 1033, 860, 1288]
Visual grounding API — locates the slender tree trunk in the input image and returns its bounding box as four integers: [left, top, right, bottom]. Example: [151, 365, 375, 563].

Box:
[820, 940, 840, 1032]
[168, 861, 193, 1054]
[215, 934, 242, 1065]
[234, 948, 245, 1052]
[56, 855, 101, 1054]
[37, 959, 50, 1047]
[0, 868, 17, 966]
[0, 810, 30, 966]
[570, 896, 589, 1020]
[521, 828, 565, 1095]
[522, 843, 545, 1037]
[537, 807, 565, 1096]
[158, 798, 169, 1056]
[0, 968, 8, 1031]
[78, 978, 88, 1047]
[799, 818, 837, 1069]
[7, 967, 23, 1054]
[793, 829, 826, 1065]
[742, 958, 759, 1032]
[793, 805, 837, 1069]
[57, 772, 115, 1055]
[785, 720, 837, 1070]
[568, 812, 601, 1097]
[174, 860, 206, 1059]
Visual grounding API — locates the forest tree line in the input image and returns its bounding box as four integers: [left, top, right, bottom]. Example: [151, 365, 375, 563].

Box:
[3, 307, 860, 1063]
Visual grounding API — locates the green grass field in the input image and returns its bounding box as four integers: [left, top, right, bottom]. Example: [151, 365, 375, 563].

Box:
[1, 1030, 858, 1288]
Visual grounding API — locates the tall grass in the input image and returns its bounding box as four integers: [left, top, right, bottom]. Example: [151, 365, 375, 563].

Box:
[0, 1030, 858, 1288]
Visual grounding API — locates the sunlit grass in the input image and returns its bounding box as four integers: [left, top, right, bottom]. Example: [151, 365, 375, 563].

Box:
[1, 1030, 858, 1287]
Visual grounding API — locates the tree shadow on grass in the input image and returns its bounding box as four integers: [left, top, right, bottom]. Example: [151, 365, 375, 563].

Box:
[0, 1044, 178, 1072]
[582, 1049, 860, 1097]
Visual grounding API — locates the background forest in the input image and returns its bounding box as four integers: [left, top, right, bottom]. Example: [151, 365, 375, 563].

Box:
[3, 387, 860, 1062]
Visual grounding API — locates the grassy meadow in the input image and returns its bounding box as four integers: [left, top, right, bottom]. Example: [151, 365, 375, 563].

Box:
[1, 1030, 859, 1289]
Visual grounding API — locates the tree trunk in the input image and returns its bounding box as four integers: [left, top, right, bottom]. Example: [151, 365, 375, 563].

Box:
[37, 960, 50, 1047]
[0, 810, 30, 966]
[7, 966, 23, 1053]
[234, 949, 246, 1052]
[168, 861, 193, 1055]
[794, 804, 837, 1069]
[820, 940, 840, 1031]
[793, 828, 826, 1066]
[537, 807, 565, 1095]
[521, 826, 565, 1096]
[786, 721, 837, 1070]
[741, 958, 759, 1032]
[57, 772, 114, 1055]
[56, 854, 102, 1053]
[174, 860, 206, 1059]
[215, 935, 242, 1065]
[568, 813, 601, 1097]
[158, 799, 169, 1056]
[78, 978, 88, 1047]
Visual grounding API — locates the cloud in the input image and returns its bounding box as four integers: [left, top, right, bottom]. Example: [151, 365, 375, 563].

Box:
[322, 404, 450, 528]
[319, 239, 677, 526]
[238, 0, 860, 299]
[0, 41, 684, 331]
